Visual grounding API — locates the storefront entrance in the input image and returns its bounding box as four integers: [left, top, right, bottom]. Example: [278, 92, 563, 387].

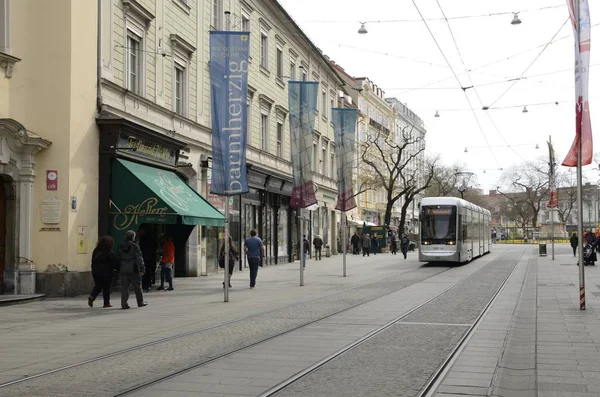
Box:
[0, 182, 5, 294]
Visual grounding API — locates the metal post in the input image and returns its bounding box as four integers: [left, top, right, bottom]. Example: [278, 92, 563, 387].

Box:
[550, 135, 555, 260]
[300, 208, 304, 286]
[342, 213, 347, 277]
[222, 11, 232, 303]
[574, 1, 585, 310]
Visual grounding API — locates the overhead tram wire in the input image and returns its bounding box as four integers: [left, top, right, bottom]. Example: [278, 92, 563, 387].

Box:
[411, 0, 501, 169]
[297, 4, 565, 24]
[487, 18, 570, 109]
[435, 0, 528, 163]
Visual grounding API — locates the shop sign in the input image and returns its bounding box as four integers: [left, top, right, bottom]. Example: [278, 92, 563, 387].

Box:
[113, 197, 169, 230]
[248, 172, 266, 188]
[116, 134, 178, 166]
[266, 177, 282, 192]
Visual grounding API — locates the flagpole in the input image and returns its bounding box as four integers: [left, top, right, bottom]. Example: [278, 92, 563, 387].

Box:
[342, 213, 347, 277]
[223, 11, 231, 303]
[300, 208, 304, 286]
[573, 1, 585, 310]
[550, 135, 555, 260]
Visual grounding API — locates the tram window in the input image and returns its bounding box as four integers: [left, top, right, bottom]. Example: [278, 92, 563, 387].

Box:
[421, 206, 456, 243]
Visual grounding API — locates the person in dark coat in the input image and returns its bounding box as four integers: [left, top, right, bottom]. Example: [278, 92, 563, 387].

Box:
[371, 233, 379, 255]
[313, 235, 323, 260]
[138, 226, 157, 292]
[302, 235, 310, 268]
[390, 234, 398, 255]
[118, 230, 147, 309]
[220, 235, 239, 288]
[400, 234, 411, 259]
[570, 232, 578, 257]
[350, 232, 360, 255]
[88, 236, 120, 308]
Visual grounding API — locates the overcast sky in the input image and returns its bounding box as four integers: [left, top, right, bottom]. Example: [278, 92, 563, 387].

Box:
[280, 0, 598, 192]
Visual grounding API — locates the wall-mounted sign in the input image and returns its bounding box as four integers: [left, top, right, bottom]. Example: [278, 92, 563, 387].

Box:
[70, 196, 77, 212]
[46, 170, 58, 191]
[77, 226, 88, 254]
[41, 197, 62, 224]
[116, 134, 178, 166]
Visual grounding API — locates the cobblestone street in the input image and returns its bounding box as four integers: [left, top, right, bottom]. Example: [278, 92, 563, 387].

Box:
[2, 245, 600, 396]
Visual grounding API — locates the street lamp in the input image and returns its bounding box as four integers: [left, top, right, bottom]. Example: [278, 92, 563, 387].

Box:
[358, 22, 368, 34]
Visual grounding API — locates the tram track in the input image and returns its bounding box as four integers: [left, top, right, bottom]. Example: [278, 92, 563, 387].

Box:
[0, 263, 454, 395]
[113, 251, 516, 397]
[260, 251, 525, 397]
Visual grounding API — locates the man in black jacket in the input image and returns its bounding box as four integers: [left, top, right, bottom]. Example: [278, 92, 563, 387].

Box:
[350, 232, 360, 255]
[313, 235, 323, 260]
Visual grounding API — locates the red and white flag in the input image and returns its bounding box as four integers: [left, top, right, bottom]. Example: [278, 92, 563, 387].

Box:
[562, 0, 592, 167]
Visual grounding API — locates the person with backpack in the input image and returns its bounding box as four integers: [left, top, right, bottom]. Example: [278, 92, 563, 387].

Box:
[390, 233, 398, 255]
[220, 235, 239, 288]
[118, 230, 147, 309]
[313, 235, 323, 260]
[88, 236, 120, 308]
[400, 234, 411, 259]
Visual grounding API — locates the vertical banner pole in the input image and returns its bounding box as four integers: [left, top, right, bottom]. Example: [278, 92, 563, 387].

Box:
[550, 135, 555, 260]
[300, 208, 304, 286]
[342, 213, 347, 277]
[224, 197, 230, 302]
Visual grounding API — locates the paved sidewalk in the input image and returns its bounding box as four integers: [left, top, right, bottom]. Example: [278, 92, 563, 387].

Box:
[0, 251, 421, 383]
[435, 243, 600, 397]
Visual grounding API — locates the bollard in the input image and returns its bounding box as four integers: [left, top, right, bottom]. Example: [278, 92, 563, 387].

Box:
[325, 244, 331, 258]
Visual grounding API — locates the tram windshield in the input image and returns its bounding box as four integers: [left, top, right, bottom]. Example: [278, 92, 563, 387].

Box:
[421, 205, 457, 244]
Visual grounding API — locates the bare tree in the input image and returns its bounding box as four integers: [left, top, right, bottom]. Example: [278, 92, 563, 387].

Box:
[498, 159, 549, 228]
[555, 170, 577, 223]
[425, 162, 464, 197]
[398, 156, 438, 233]
[360, 125, 425, 226]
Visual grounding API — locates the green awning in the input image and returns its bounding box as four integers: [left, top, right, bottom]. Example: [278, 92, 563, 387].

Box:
[111, 158, 225, 227]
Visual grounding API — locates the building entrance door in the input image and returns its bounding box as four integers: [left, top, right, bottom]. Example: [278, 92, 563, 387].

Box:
[0, 182, 5, 294]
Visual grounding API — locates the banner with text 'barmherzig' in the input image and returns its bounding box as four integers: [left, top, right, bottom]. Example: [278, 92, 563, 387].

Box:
[209, 31, 250, 196]
[288, 81, 318, 208]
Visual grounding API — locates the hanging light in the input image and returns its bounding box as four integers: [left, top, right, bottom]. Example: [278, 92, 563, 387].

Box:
[522, 105, 528, 113]
[483, 169, 486, 174]
[464, 147, 468, 153]
[358, 22, 368, 34]
[511, 13, 522, 25]
[434, 110, 440, 117]
[535, 143, 539, 149]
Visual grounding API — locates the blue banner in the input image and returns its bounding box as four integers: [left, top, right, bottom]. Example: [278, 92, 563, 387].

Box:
[209, 31, 250, 196]
[333, 108, 357, 212]
[288, 81, 319, 208]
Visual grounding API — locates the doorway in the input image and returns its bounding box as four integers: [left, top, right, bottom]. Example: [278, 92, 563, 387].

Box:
[0, 182, 5, 294]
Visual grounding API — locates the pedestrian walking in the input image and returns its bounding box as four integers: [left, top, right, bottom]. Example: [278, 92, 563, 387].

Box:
[371, 233, 379, 255]
[244, 230, 264, 289]
[157, 235, 175, 291]
[88, 235, 120, 308]
[390, 234, 398, 255]
[313, 235, 323, 260]
[350, 232, 360, 255]
[362, 233, 371, 257]
[400, 234, 410, 259]
[303, 235, 310, 268]
[570, 232, 578, 257]
[491, 229, 497, 244]
[118, 230, 147, 309]
[220, 235, 239, 288]
[138, 226, 157, 292]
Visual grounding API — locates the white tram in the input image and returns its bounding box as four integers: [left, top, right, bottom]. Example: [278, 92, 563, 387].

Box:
[419, 197, 491, 263]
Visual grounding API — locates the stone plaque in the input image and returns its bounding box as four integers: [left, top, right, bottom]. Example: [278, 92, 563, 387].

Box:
[41, 198, 63, 224]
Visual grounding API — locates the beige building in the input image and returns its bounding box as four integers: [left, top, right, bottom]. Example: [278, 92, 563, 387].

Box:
[0, 0, 345, 296]
[0, 0, 98, 295]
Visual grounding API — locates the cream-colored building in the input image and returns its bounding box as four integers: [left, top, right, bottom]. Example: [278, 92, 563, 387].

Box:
[0, 0, 98, 296]
[0, 0, 346, 296]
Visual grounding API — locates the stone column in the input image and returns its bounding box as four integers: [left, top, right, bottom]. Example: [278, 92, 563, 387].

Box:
[331, 209, 337, 255]
[181, 166, 199, 277]
[17, 154, 36, 294]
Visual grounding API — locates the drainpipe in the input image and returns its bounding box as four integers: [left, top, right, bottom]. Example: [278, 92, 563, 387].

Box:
[96, 0, 103, 112]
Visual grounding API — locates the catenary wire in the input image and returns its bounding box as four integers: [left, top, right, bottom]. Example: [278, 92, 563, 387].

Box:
[487, 18, 570, 108]
[411, 0, 501, 168]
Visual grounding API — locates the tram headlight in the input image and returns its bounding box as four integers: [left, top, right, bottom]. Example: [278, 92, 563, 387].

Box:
[447, 241, 455, 245]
